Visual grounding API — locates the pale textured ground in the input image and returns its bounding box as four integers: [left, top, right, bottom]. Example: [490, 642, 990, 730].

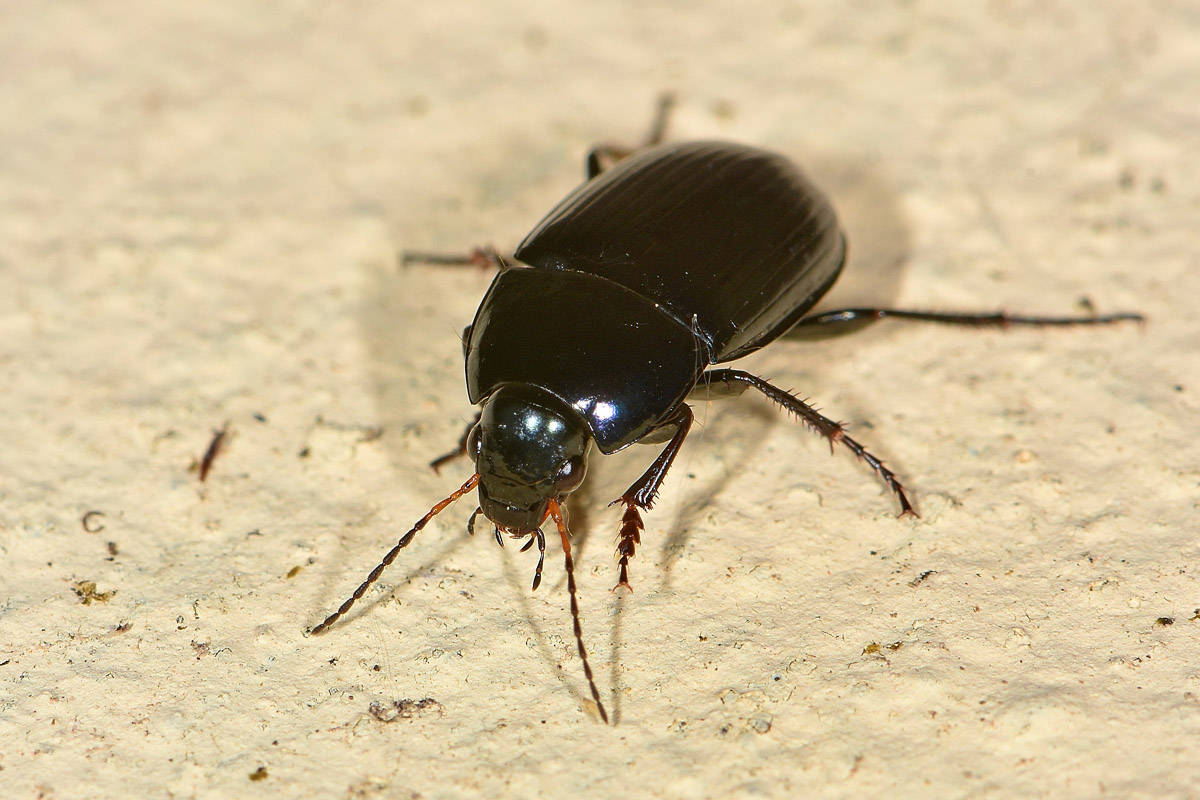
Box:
[2, 2, 1198, 798]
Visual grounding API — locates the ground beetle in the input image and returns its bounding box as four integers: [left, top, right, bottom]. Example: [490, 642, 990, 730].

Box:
[312, 98, 1142, 723]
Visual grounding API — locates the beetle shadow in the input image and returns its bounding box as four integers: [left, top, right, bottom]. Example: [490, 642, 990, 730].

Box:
[494, 539, 610, 719]
[308, 526, 479, 631]
[655, 395, 780, 593]
[793, 156, 914, 329]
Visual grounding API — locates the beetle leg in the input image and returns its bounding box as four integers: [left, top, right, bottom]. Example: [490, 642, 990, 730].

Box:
[522, 527, 547, 591]
[399, 245, 507, 271]
[609, 403, 694, 591]
[585, 149, 623, 180]
[700, 369, 916, 518]
[429, 410, 482, 474]
[642, 92, 676, 146]
[788, 306, 1144, 341]
[619, 403, 695, 509]
[585, 93, 676, 179]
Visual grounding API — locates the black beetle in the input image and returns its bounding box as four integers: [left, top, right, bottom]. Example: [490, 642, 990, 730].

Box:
[312, 99, 1142, 723]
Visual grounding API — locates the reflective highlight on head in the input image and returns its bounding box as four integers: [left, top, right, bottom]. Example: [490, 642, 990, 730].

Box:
[470, 385, 590, 534]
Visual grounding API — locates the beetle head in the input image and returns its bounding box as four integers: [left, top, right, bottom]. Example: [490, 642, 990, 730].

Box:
[469, 386, 590, 535]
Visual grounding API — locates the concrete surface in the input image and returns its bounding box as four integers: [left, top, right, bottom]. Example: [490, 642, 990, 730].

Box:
[2, 1, 1197, 797]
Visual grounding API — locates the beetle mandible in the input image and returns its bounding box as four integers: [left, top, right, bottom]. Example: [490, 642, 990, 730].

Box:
[312, 97, 1142, 723]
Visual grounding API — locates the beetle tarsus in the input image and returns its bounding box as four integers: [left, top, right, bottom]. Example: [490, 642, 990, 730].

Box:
[604, 404, 693, 587]
[835, 428, 916, 518]
[613, 503, 644, 592]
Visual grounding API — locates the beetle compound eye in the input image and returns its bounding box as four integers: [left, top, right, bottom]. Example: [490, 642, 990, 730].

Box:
[553, 456, 587, 494]
[466, 424, 483, 460]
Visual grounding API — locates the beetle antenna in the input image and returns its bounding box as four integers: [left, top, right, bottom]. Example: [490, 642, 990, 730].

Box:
[547, 499, 609, 724]
[310, 473, 480, 635]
